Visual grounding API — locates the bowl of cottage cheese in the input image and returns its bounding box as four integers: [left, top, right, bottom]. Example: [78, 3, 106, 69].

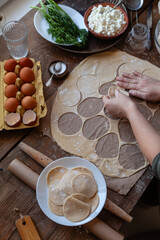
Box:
[84, 3, 129, 39]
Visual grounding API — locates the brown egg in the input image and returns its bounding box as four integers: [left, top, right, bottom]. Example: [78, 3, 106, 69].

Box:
[19, 57, 34, 68]
[5, 84, 19, 98]
[21, 96, 37, 110]
[5, 98, 20, 112]
[4, 59, 18, 72]
[21, 83, 36, 96]
[4, 72, 17, 84]
[20, 67, 35, 83]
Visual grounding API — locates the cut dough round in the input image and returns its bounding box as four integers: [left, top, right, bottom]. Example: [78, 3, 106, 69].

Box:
[57, 87, 81, 107]
[77, 75, 99, 94]
[48, 199, 64, 216]
[108, 85, 129, 99]
[47, 166, 68, 186]
[143, 68, 160, 80]
[90, 193, 99, 213]
[118, 62, 145, 76]
[60, 170, 77, 195]
[63, 193, 91, 222]
[71, 167, 93, 176]
[72, 173, 98, 198]
[49, 180, 68, 206]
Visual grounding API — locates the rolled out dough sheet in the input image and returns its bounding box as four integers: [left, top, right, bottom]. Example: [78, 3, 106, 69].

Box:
[43, 49, 159, 194]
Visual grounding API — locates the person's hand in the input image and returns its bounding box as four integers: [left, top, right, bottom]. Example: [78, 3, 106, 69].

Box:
[115, 71, 160, 102]
[103, 89, 136, 119]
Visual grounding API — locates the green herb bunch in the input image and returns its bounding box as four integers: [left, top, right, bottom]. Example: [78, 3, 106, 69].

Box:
[32, 0, 88, 47]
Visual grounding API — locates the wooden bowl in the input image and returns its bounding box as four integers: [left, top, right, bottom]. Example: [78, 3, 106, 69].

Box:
[84, 2, 129, 40]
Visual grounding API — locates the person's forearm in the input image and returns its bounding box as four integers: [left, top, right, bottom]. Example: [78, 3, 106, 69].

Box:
[127, 105, 160, 165]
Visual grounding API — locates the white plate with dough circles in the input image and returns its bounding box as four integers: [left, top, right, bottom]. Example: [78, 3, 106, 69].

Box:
[36, 156, 107, 226]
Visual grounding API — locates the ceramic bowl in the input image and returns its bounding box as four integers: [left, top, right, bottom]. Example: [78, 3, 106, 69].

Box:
[84, 2, 129, 40]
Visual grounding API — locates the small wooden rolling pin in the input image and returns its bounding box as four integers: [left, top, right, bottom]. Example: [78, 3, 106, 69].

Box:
[19, 142, 132, 223]
[8, 159, 124, 240]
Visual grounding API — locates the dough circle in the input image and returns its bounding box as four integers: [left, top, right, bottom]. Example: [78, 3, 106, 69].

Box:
[77, 75, 99, 94]
[47, 166, 68, 186]
[49, 180, 68, 206]
[60, 170, 77, 195]
[57, 87, 81, 106]
[72, 173, 98, 198]
[63, 193, 91, 222]
[71, 167, 93, 176]
[48, 199, 63, 216]
[90, 193, 99, 213]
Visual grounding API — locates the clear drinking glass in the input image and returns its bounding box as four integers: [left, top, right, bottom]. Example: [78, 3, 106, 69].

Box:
[0, 12, 6, 35]
[2, 21, 28, 59]
[125, 23, 148, 54]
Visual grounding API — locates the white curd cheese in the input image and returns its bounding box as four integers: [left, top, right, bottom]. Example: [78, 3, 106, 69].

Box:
[88, 4, 126, 36]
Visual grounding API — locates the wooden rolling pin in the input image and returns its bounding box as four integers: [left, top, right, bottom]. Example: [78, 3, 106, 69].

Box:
[8, 159, 124, 240]
[19, 142, 132, 223]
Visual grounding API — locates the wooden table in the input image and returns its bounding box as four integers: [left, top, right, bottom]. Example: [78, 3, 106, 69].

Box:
[0, 0, 158, 239]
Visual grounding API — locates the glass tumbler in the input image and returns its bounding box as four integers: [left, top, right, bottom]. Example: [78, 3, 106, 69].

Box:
[0, 12, 6, 35]
[2, 21, 28, 59]
[125, 23, 148, 54]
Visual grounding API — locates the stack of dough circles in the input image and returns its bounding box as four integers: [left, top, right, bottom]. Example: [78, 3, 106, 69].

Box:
[47, 166, 99, 222]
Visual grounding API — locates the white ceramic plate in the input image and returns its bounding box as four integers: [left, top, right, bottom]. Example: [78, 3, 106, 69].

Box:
[34, 4, 88, 46]
[36, 156, 107, 226]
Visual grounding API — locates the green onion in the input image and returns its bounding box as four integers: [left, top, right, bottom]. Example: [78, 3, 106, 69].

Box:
[32, 0, 88, 47]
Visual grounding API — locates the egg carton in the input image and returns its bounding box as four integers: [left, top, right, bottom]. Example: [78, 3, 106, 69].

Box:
[0, 58, 47, 130]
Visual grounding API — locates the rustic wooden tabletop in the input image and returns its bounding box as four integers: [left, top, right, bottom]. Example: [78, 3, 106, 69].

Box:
[0, 0, 158, 239]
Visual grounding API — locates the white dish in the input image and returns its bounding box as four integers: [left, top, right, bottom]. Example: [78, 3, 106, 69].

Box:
[36, 156, 107, 226]
[34, 4, 88, 46]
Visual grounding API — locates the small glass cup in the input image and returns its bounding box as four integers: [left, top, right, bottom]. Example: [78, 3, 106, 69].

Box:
[125, 23, 148, 54]
[2, 20, 28, 59]
[0, 12, 6, 34]
[155, 19, 160, 54]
